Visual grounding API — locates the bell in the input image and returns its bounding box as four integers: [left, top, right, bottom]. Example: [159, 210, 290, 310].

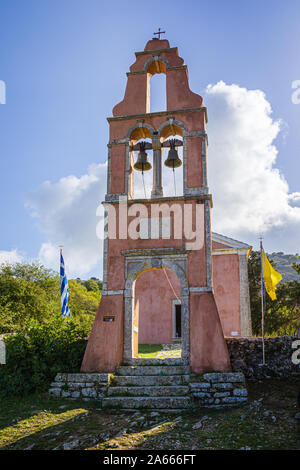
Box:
[164, 139, 182, 169]
[133, 141, 152, 173]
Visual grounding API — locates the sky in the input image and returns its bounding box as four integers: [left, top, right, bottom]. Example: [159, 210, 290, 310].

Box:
[0, 0, 299, 278]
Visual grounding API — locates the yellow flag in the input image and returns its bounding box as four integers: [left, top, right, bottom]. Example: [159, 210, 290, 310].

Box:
[262, 249, 282, 300]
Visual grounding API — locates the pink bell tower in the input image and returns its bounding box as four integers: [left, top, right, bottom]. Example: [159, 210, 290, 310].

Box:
[81, 37, 232, 374]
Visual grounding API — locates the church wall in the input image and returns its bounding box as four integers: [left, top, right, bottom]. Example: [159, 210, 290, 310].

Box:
[212, 240, 231, 250]
[212, 253, 241, 337]
[134, 268, 180, 344]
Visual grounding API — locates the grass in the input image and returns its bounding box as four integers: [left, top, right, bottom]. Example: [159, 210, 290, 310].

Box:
[0, 378, 299, 450]
[138, 344, 163, 358]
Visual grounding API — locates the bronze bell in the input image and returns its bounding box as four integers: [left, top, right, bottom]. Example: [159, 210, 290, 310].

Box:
[133, 141, 152, 173]
[164, 139, 182, 169]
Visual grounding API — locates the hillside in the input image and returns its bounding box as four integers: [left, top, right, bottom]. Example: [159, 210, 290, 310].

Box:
[268, 252, 300, 283]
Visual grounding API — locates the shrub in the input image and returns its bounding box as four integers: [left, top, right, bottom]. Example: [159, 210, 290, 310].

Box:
[0, 315, 88, 397]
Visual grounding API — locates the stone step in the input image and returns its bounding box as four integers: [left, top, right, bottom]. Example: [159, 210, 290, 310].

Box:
[107, 385, 189, 397]
[123, 358, 184, 366]
[112, 375, 190, 387]
[115, 365, 189, 376]
[102, 396, 191, 410]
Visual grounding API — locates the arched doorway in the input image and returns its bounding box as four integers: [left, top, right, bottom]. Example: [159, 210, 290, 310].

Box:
[123, 250, 190, 364]
[134, 267, 182, 358]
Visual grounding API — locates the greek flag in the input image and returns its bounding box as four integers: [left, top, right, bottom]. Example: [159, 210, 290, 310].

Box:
[60, 251, 71, 317]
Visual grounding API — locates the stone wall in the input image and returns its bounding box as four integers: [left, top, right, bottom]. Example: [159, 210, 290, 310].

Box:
[226, 336, 300, 380]
[49, 373, 110, 401]
[190, 372, 247, 407]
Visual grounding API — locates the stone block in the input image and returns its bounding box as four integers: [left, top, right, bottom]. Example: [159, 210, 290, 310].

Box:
[197, 398, 214, 405]
[233, 388, 248, 397]
[192, 392, 211, 398]
[68, 382, 85, 389]
[50, 382, 63, 388]
[214, 382, 233, 390]
[55, 373, 109, 383]
[203, 373, 245, 383]
[55, 373, 68, 382]
[116, 365, 189, 376]
[82, 388, 97, 398]
[102, 396, 191, 409]
[222, 396, 247, 404]
[214, 392, 230, 398]
[190, 382, 211, 389]
[49, 388, 61, 397]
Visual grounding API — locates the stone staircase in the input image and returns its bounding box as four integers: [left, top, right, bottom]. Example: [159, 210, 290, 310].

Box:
[102, 359, 191, 411]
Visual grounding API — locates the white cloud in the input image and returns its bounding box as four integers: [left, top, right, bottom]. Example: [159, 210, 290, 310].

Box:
[0, 249, 23, 265]
[25, 81, 300, 278]
[205, 81, 300, 251]
[25, 163, 107, 277]
[288, 192, 300, 208]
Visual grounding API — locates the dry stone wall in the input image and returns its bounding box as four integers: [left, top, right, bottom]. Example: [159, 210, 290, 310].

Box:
[190, 372, 247, 407]
[226, 336, 300, 380]
[49, 373, 110, 400]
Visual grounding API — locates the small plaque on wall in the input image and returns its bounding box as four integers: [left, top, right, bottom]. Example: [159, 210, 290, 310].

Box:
[103, 316, 115, 322]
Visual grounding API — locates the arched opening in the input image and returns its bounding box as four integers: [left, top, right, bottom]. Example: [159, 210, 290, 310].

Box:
[131, 137, 153, 199]
[133, 267, 182, 359]
[149, 73, 166, 113]
[146, 58, 168, 114]
[160, 122, 185, 197]
[129, 125, 154, 200]
[162, 135, 183, 197]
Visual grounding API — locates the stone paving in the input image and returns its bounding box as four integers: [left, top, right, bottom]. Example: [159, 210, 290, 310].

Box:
[156, 343, 182, 359]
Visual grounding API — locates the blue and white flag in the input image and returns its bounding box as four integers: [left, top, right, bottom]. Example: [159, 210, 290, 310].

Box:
[60, 251, 71, 317]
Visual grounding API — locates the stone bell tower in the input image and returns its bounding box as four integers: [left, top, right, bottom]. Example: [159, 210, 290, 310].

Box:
[81, 37, 232, 374]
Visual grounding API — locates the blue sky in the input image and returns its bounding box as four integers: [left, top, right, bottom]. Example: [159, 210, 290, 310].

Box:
[0, 0, 299, 278]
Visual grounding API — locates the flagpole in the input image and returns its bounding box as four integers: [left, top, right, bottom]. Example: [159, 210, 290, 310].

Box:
[59, 245, 64, 318]
[260, 238, 266, 366]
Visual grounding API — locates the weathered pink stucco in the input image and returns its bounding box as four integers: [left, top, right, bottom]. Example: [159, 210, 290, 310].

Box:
[81, 294, 124, 373]
[134, 250, 243, 344]
[212, 253, 241, 337]
[135, 269, 180, 344]
[80, 38, 245, 374]
[101, 199, 207, 294]
[190, 292, 231, 373]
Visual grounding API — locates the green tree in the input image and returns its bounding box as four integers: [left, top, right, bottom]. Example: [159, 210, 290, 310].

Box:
[74, 277, 102, 292]
[82, 278, 102, 292]
[292, 263, 300, 276]
[68, 279, 101, 330]
[248, 251, 300, 336]
[0, 262, 101, 334]
[0, 262, 60, 333]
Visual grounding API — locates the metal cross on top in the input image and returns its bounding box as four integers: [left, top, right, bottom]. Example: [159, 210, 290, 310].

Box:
[153, 28, 166, 40]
